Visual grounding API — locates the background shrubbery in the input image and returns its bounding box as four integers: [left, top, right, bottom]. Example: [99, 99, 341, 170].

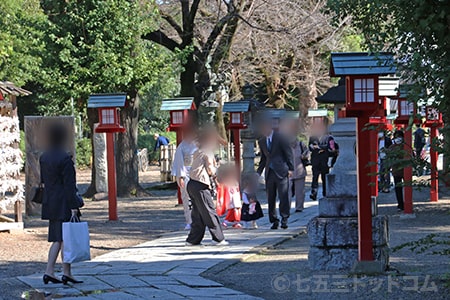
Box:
[76, 138, 92, 168]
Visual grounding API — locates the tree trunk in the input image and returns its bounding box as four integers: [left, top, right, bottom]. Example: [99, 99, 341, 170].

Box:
[83, 108, 99, 197]
[298, 52, 318, 135]
[116, 91, 141, 197]
[180, 53, 197, 98]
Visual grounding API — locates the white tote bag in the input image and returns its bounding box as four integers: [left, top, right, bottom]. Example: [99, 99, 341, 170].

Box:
[62, 216, 91, 263]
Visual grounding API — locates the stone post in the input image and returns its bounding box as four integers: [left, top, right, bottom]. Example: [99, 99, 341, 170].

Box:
[93, 123, 108, 193]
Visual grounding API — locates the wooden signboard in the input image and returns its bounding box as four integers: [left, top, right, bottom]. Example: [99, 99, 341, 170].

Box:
[25, 116, 75, 216]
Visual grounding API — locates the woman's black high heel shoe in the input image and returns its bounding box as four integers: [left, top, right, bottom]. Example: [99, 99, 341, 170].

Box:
[43, 274, 62, 284]
[61, 275, 83, 285]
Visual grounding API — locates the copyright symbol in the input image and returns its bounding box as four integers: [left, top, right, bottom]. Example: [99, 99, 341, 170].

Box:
[272, 274, 290, 293]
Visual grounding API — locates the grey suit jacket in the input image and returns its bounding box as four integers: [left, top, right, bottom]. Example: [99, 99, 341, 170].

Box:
[257, 132, 294, 179]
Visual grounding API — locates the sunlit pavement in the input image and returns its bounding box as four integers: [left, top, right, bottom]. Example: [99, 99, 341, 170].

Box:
[17, 199, 319, 299]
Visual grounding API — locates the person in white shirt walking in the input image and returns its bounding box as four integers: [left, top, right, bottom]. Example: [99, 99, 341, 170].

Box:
[171, 126, 198, 230]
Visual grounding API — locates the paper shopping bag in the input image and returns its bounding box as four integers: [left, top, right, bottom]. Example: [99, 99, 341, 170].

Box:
[62, 218, 91, 263]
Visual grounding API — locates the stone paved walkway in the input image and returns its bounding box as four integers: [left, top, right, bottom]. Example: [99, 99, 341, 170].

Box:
[17, 201, 318, 299]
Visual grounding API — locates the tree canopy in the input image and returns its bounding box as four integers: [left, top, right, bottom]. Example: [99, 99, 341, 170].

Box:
[329, 0, 450, 171]
[0, 0, 44, 87]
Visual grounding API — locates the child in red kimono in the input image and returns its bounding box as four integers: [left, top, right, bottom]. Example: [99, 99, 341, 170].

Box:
[216, 165, 242, 228]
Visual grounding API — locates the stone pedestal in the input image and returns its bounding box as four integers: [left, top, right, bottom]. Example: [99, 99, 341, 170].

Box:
[307, 215, 389, 270]
[94, 124, 108, 193]
[307, 117, 390, 271]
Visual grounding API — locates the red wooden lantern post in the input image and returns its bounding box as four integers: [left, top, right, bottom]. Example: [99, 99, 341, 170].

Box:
[394, 90, 419, 214]
[160, 98, 196, 205]
[223, 101, 250, 172]
[424, 106, 443, 202]
[330, 53, 396, 262]
[88, 94, 126, 221]
[369, 116, 388, 199]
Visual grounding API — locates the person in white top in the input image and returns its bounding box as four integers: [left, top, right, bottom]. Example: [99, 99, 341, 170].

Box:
[171, 127, 198, 230]
[185, 126, 228, 246]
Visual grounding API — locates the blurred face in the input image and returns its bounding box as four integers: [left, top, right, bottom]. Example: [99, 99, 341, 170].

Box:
[183, 128, 197, 142]
[200, 130, 218, 151]
[311, 123, 326, 137]
[260, 122, 273, 137]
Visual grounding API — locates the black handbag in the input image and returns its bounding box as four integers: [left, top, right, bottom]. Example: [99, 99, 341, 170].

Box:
[32, 184, 44, 204]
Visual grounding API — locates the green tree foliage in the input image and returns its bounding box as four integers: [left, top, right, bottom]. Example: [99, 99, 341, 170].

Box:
[38, 0, 178, 196]
[0, 0, 44, 86]
[39, 0, 163, 110]
[328, 0, 450, 171]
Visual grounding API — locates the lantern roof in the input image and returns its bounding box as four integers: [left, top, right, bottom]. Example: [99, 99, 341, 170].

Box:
[0, 81, 32, 96]
[222, 101, 250, 112]
[161, 97, 196, 111]
[88, 93, 126, 108]
[308, 109, 328, 117]
[330, 52, 396, 77]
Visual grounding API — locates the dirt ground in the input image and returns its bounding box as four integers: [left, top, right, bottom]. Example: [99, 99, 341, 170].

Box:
[204, 185, 450, 300]
[0, 166, 182, 281]
[1, 166, 449, 300]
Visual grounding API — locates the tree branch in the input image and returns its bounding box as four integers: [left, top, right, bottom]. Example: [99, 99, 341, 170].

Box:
[237, 14, 289, 33]
[180, 0, 190, 31]
[201, 13, 235, 61]
[189, 0, 201, 24]
[142, 30, 180, 52]
[161, 12, 183, 38]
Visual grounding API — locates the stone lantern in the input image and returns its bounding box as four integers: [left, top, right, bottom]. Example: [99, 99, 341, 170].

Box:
[239, 84, 264, 175]
[308, 53, 395, 273]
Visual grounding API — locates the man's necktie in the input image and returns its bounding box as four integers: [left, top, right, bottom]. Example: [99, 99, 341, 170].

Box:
[267, 137, 272, 152]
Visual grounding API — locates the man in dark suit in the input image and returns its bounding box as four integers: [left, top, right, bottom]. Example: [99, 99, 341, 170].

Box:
[257, 123, 294, 229]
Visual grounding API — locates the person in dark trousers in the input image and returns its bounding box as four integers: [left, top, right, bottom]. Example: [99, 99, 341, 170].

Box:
[309, 128, 335, 200]
[185, 127, 228, 246]
[413, 126, 426, 159]
[378, 131, 393, 193]
[388, 130, 406, 211]
[257, 122, 294, 230]
[40, 124, 83, 285]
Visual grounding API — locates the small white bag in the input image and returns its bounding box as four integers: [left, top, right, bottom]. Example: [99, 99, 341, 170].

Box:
[62, 216, 91, 263]
[227, 186, 242, 209]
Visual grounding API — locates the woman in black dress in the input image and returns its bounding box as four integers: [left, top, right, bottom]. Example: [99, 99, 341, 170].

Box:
[40, 125, 83, 284]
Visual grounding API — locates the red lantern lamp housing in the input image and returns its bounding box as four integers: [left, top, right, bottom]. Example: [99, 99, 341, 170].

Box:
[222, 101, 250, 130]
[424, 106, 443, 127]
[393, 85, 421, 125]
[161, 97, 196, 131]
[395, 98, 416, 125]
[330, 52, 396, 117]
[88, 93, 126, 133]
